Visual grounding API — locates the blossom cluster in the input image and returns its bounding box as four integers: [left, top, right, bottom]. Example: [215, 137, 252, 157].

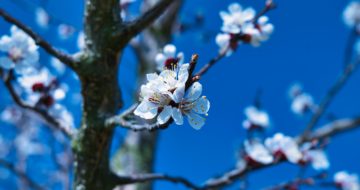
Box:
[0, 26, 74, 129]
[344, 1, 360, 29]
[134, 44, 210, 130]
[216, 2, 274, 56]
[17, 68, 74, 128]
[242, 106, 270, 130]
[288, 83, 316, 115]
[335, 171, 360, 190]
[241, 133, 329, 170]
[0, 26, 39, 74]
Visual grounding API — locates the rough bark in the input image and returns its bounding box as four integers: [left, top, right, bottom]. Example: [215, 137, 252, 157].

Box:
[111, 1, 183, 190]
[71, 0, 123, 189]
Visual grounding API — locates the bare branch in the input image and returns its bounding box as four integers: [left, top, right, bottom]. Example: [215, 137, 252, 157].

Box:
[306, 117, 360, 141]
[2, 71, 75, 138]
[194, 50, 227, 79]
[200, 117, 360, 190]
[0, 159, 45, 190]
[117, 0, 175, 48]
[302, 57, 360, 139]
[0, 8, 77, 70]
[112, 173, 200, 190]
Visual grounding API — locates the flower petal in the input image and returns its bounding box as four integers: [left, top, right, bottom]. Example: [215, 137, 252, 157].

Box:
[146, 73, 159, 82]
[163, 44, 176, 58]
[193, 96, 210, 114]
[134, 100, 158, 119]
[157, 106, 172, 125]
[172, 107, 183, 125]
[173, 85, 185, 103]
[0, 57, 14, 69]
[186, 111, 206, 130]
[185, 82, 202, 102]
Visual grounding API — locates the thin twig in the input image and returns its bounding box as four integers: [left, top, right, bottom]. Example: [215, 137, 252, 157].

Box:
[0, 8, 77, 69]
[3, 71, 74, 138]
[194, 51, 227, 79]
[302, 56, 360, 139]
[0, 159, 45, 190]
[113, 173, 201, 190]
[263, 173, 329, 190]
[117, 0, 175, 48]
[199, 117, 360, 190]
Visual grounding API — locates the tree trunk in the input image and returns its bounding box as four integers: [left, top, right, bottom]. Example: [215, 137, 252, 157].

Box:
[111, 1, 183, 190]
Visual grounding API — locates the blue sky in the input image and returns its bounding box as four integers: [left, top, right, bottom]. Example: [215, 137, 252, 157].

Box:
[0, 0, 360, 190]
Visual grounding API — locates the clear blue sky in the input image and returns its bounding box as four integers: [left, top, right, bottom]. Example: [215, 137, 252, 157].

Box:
[0, 0, 360, 190]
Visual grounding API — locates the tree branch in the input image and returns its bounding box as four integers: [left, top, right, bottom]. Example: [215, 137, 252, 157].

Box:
[112, 173, 200, 190]
[116, 0, 175, 48]
[0, 159, 44, 190]
[0, 8, 77, 70]
[199, 117, 360, 190]
[302, 56, 360, 139]
[2, 71, 74, 138]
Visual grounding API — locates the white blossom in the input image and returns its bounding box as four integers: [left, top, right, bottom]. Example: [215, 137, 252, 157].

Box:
[0, 26, 39, 74]
[217, 3, 274, 52]
[134, 64, 189, 125]
[291, 93, 314, 115]
[155, 44, 184, 71]
[344, 2, 360, 28]
[244, 140, 274, 165]
[288, 84, 315, 115]
[301, 143, 330, 170]
[35, 7, 50, 28]
[215, 33, 236, 56]
[334, 171, 360, 190]
[168, 82, 210, 130]
[265, 133, 302, 164]
[242, 16, 274, 47]
[220, 3, 255, 34]
[17, 68, 66, 107]
[242, 106, 270, 130]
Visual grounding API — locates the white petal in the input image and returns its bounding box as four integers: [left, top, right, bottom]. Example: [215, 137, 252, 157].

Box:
[228, 3, 242, 13]
[185, 82, 202, 102]
[258, 16, 269, 25]
[14, 61, 33, 74]
[155, 53, 166, 67]
[0, 36, 12, 51]
[157, 106, 172, 125]
[0, 57, 14, 69]
[243, 8, 256, 21]
[163, 44, 176, 58]
[309, 150, 330, 170]
[176, 63, 189, 85]
[193, 96, 210, 114]
[173, 85, 185, 103]
[216, 33, 230, 47]
[146, 73, 159, 82]
[186, 111, 205, 130]
[245, 140, 274, 164]
[172, 108, 183, 125]
[134, 100, 158, 119]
